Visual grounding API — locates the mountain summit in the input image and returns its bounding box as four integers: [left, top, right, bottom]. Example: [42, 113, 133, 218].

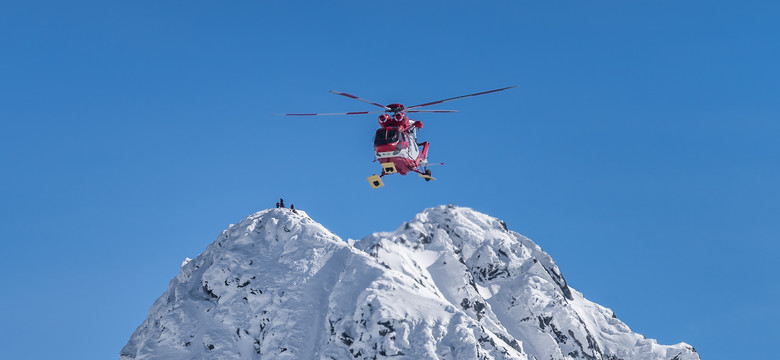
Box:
[121, 206, 699, 360]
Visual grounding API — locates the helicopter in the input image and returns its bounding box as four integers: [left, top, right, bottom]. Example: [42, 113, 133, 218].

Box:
[284, 85, 517, 188]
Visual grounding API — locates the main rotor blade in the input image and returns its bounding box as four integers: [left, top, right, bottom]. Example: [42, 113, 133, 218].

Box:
[330, 90, 389, 110]
[281, 111, 384, 116]
[406, 109, 459, 113]
[406, 85, 518, 110]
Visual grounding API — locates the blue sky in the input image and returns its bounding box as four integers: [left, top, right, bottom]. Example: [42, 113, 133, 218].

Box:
[1, 1, 778, 359]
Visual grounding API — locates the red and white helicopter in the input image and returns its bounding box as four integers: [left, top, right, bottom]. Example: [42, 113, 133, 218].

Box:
[284, 86, 517, 188]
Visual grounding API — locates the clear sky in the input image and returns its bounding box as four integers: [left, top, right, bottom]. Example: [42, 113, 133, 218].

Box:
[1, 1, 778, 359]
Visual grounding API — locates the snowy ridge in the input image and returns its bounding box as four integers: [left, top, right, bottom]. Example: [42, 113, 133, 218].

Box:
[121, 206, 699, 360]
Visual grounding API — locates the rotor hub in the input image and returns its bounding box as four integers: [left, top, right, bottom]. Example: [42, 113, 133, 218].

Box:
[385, 103, 406, 113]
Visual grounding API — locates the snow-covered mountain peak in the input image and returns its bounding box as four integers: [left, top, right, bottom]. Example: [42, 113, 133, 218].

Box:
[358, 205, 697, 360]
[374, 205, 509, 247]
[364, 205, 532, 265]
[217, 208, 337, 248]
[122, 206, 699, 360]
[359, 205, 572, 300]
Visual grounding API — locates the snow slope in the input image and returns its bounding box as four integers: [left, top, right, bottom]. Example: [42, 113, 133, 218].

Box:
[121, 206, 699, 360]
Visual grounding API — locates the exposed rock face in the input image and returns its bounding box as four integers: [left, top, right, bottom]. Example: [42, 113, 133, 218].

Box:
[121, 206, 699, 360]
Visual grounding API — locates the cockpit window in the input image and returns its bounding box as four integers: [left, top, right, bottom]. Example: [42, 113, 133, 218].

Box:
[374, 129, 400, 145]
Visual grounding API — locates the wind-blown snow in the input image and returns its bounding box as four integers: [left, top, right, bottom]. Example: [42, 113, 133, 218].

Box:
[121, 206, 698, 360]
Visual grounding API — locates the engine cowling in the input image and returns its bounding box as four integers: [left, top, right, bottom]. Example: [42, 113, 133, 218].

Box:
[378, 112, 411, 130]
[378, 114, 392, 127]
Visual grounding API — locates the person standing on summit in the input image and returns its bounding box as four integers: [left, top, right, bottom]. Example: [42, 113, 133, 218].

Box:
[279, 198, 285, 208]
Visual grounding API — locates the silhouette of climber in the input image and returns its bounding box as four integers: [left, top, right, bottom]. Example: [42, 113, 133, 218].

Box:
[279, 198, 285, 208]
[276, 202, 280, 208]
[291, 204, 297, 214]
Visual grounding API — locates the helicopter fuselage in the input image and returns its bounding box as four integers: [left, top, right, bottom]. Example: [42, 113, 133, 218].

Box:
[373, 113, 428, 176]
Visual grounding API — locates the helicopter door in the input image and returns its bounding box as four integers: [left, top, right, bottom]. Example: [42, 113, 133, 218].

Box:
[410, 129, 419, 154]
[405, 131, 420, 159]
